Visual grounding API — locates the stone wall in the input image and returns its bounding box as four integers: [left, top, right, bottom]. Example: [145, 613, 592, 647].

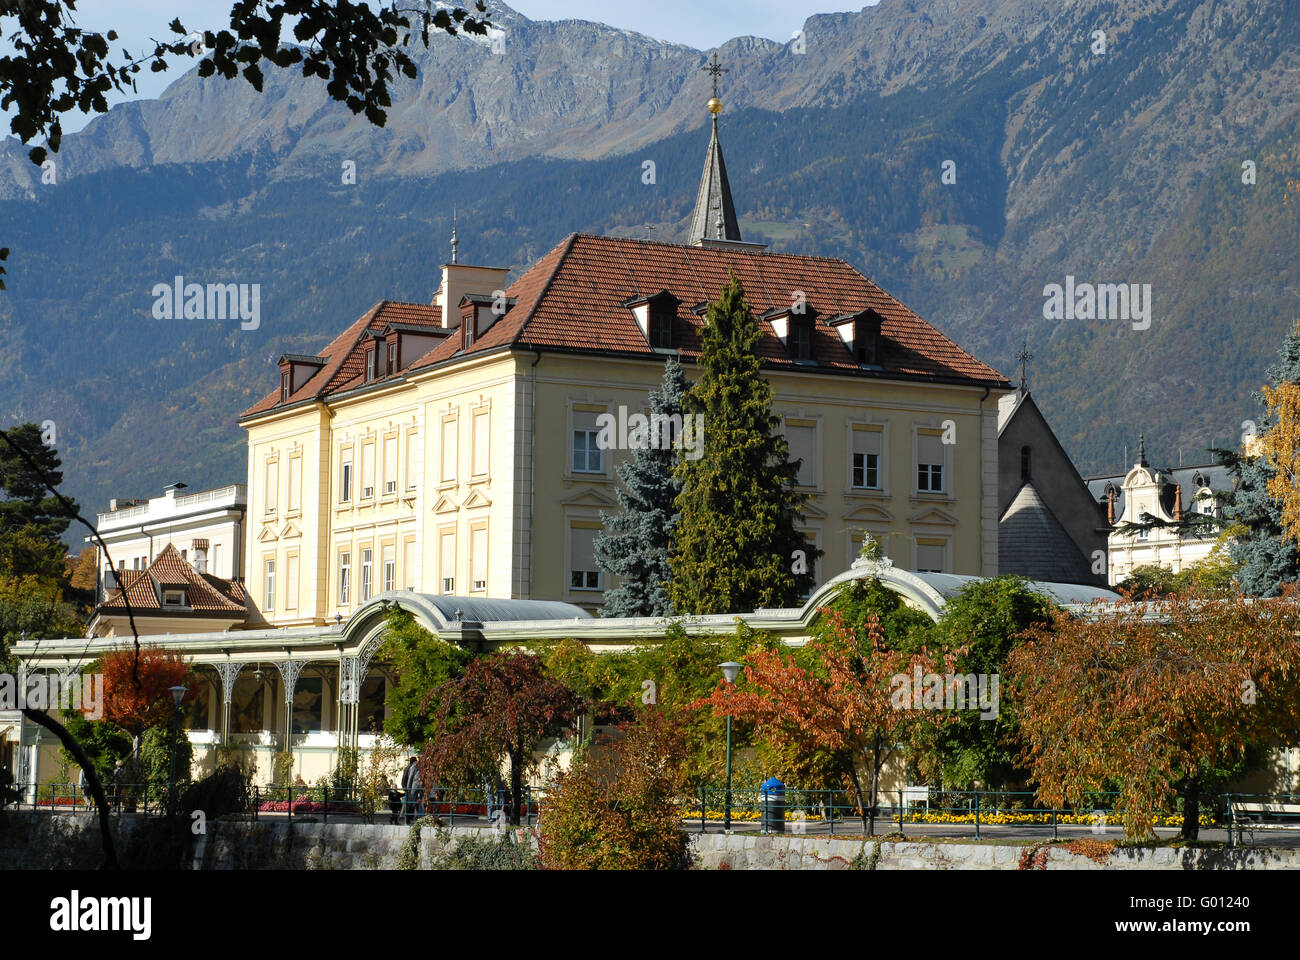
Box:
[5, 813, 1300, 870]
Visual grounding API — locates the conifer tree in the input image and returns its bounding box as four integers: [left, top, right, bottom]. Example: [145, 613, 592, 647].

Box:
[669, 275, 820, 614]
[594, 359, 686, 617]
[1225, 323, 1300, 595]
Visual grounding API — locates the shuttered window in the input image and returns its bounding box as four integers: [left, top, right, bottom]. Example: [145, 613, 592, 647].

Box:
[569, 526, 601, 590]
[785, 421, 816, 487]
[473, 410, 491, 476]
[470, 526, 488, 592]
[917, 432, 945, 492]
[441, 418, 458, 483]
[852, 428, 881, 489]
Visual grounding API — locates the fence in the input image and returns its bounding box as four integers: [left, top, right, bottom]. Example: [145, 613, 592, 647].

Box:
[681, 786, 1300, 842]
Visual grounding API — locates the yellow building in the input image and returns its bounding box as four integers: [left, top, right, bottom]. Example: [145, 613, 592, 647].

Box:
[239, 98, 1011, 626]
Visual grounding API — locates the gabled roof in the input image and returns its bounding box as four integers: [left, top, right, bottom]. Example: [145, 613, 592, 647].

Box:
[243, 234, 1008, 420]
[99, 544, 247, 616]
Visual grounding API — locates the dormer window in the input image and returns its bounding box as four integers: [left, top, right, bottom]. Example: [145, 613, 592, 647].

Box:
[387, 341, 397, 375]
[765, 305, 818, 361]
[788, 319, 813, 360]
[163, 589, 186, 608]
[281, 371, 290, 402]
[463, 321, 475, 350]
[831, 309, 884, 367]
[623, 291, 681, 350]
[365, 347, 376, 382]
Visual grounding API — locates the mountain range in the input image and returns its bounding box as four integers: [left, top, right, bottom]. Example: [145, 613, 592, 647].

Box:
[1, 0, 1298, 523]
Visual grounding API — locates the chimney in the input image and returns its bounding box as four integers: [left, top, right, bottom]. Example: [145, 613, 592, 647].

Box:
[434, 262, 510, 331]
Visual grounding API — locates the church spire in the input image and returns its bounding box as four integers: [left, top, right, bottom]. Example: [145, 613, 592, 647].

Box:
[688, 54, 741, 246]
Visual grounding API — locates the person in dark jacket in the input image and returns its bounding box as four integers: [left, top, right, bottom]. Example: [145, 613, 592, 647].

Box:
[401, 757, 423, 823]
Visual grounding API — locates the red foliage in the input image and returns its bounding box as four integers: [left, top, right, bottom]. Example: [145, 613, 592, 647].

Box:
[98, 645, 197, 736]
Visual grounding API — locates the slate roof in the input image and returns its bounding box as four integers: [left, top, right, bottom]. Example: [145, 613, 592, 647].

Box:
[100, 544, 247, 616]
[1085, 463, 1234, 519]
[999, 482, 1098, 585]
[688, 116, 741, 244]
[243, 234, 1008, 420]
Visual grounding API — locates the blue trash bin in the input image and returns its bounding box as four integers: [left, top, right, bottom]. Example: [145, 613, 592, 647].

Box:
[760, 777, 786, 834]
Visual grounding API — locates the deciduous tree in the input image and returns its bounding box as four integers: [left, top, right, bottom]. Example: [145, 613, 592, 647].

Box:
[1008, 591, 1300, 840]
[697, 608, 951, 835]
[424, 651, 581, 825]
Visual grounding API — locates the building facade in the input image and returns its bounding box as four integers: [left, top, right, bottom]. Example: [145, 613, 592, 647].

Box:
[92, 482, 247, 596]
[239, 99, 1012, 626]
[1086, 439, 1232, 586]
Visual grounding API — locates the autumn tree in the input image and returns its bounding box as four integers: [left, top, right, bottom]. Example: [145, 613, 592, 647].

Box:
[697, 608, 952, 835]
[1008, 591, 1300, 840]
[99, 645, 197, 755]
[424, 651, 581, 825]
[538, 707, 693, 870]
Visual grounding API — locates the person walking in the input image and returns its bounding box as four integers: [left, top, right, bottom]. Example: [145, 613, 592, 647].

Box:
[401, 757, 423, 823]
[78, 766, 92, 808]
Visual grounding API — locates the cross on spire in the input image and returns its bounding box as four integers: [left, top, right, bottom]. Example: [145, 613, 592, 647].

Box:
[1015, 338, 1033, 393]
[703, 52, 728, 100]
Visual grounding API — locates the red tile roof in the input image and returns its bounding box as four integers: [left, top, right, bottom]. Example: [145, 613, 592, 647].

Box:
[99, 544, 247, 616]
[244, 235, 1007, 419]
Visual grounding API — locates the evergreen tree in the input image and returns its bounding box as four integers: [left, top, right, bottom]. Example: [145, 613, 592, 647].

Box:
[0, 422, 74, 581]
[593, 359, 687, 617]
[1222, 325, 1300, 596]
[669, 275, 821, 615]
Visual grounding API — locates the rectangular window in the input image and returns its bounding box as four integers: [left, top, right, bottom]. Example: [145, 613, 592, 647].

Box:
[785, 421, 816, 487]
[852, 427, 882, 489]
[569, 526, 601, 590]
[572, 410, 604, 474]
[387, 341, 397, 375]
[464, 321, 474, 350]
[265, 459, 279, 514]
[340, 451, 353, 503]
[281, 371, 290, 402]
[212, 543, 222, 577]
[338, 552, 351, 606]
[917, 432, 945, 493]
[264, 558, 276, 611]
[382, 545, 395, 593]
[441, 418, 458, 483]
[366, 348, 376, 381]
[916, 541, 946, 574]
[383, 435, 398, 495]
[789, 321, 812, 360]
[285, 555, 299, 612]
[404, 539, 418, 591]
[288, 455, 302, 513]
[406, 431, 419, 490]
[361, 548, 373, 601]
[470, 525, 488, 592]
[440, 530, 456, 593]
[361, 440, 375, 499]
[472, 409, 491, 476]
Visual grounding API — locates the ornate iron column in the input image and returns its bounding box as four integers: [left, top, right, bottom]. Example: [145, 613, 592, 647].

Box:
[273, 658, 306, 765]
[213, 660, 246, 743]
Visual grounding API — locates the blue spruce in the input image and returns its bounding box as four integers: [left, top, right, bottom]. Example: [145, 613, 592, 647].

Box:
[1223, 324, 1300, 596]
[593, 359, 686, 617]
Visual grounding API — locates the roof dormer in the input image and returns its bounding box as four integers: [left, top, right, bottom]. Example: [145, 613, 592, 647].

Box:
[276, 354, 327, 402]
[623, 290, 681, 349]
[459, 293, 516, 350]
[380, 322, 449, 374]
[830, 308, 885, 367]
[763, 304, 819, 361]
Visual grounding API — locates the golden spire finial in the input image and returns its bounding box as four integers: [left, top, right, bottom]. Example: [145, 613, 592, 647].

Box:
[703, 52, 727, 116]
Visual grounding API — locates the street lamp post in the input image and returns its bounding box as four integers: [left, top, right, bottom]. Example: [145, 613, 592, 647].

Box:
[167, 685, 187, 814]
[719, 662, 743, 833]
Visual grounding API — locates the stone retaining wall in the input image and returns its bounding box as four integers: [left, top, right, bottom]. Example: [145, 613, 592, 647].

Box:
[4, 813, 1299, 870]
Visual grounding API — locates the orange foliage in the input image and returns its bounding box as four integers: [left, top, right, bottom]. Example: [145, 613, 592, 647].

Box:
[98, 646, 197, 736]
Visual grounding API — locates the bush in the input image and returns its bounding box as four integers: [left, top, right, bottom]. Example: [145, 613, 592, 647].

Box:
[139, 723, 193, 801]
[539, 707, 693, 870]
[429, 826, 538, 870]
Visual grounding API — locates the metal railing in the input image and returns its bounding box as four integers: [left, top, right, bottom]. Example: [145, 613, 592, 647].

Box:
[679, 786, 1300, 839]
[7, 782, 179, 816]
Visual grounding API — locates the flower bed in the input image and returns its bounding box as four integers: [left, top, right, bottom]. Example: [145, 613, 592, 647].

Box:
[257, 800, 362, 814]
[674, 808, 1217, 827]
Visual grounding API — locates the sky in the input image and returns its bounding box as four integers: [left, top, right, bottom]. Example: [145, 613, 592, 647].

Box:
[23, 0, 873, 133]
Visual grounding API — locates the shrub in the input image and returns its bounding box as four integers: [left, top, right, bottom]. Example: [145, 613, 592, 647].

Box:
[538, 707, 693, 870]
[428, 826, 538, 870]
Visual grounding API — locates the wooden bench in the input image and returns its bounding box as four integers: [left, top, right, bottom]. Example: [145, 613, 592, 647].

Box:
[1231, 800, 1300, 839]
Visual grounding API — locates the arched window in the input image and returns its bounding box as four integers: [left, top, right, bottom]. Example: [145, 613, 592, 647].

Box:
[1020, 445, 1031, 483]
